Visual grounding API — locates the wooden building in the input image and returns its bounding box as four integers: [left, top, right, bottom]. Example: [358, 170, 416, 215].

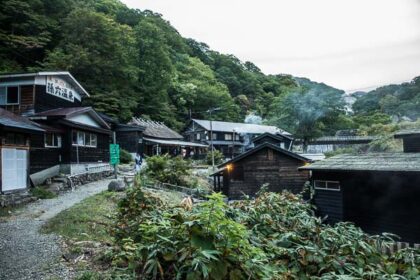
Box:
[251, 132, 293, 150]
[0, 72, 112, 185]
[394, 129, 420, 152]
[129, 118, 207, 157]
[0, 72, 87, 116]
[294, 135, 376, 153]
[0, 109, 44, 192]
[299, 153, 420, 244]
[212, 142, 312, 199]
[184, 119, 291, 158]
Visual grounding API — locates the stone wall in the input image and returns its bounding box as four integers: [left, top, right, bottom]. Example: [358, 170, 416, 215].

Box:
[1, 170, 114, 207]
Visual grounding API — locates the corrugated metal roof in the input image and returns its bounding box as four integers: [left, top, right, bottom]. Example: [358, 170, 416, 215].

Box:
[143, 137, 208, 147]
[299, 153, 420, 172]
[130, 118, 183, 139]
[0, 108, 44, 132]
[192, 119, 291, 135]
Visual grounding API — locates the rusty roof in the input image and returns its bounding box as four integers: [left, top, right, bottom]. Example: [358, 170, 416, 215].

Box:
[129, 117, 183, 139]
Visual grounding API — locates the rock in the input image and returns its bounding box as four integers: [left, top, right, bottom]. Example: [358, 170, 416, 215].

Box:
[108, 179, 126, 192]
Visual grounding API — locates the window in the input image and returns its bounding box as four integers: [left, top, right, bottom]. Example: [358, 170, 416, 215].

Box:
[0, 86, 19, 105]
[210, 132, 217, 140]
[224, 133, 233, 140]
[196, 133, 201, 140]
[45, 133, 62, 148]
[314, 180, 341, 191]
[235, 134, 240, 141]
[72, 131, 97, 147]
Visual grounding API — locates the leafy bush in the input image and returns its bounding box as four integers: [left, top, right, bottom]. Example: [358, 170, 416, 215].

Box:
[31, 186, 57, 199]
[111, 182, 419, 279]
[206, 150, 224, 165]
[119, 149, 133, 164]
[142, 155, 192, 186]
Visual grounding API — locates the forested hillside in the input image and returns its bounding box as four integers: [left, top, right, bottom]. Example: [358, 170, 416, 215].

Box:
[1, 0, 418, 135]
[353, 77, 420, 122]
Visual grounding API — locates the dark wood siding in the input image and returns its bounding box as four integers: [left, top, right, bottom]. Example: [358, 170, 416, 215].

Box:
[226, 147, 309, 199]
[29, 133, 63, 174]
[34, 85, 82, 113]
[402, 136, 420, 153]
[69, 129, 110, 163]
[20, 85, 34, 114]
[116, 131, 142, 154]
[311, 170, 420, 244]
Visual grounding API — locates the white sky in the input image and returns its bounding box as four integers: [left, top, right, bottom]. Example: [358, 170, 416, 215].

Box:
[122, 0, 420, 92]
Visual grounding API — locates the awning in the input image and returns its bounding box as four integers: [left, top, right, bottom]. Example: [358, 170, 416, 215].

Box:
[143, 137, 208, 148]
[209, 167, 226, 176]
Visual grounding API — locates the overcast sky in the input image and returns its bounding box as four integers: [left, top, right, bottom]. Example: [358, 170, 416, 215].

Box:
[122, 0, 420, 92]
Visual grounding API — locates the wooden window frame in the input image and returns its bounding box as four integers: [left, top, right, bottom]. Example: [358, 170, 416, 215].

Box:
[72, 130, 97, 148]
[224, 133, 232, 141]
[314, 180, 341, 191]
[45, 133, 62, 148]
[0, 86, 20, 105]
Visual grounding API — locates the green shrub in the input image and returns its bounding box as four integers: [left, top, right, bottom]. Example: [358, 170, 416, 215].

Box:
[142, 154, 192, 186]
[119, 149, 133, 164]
[206, 150, 224, 165]
[111, 182, 419, 279]
[31, 186, 57, 199]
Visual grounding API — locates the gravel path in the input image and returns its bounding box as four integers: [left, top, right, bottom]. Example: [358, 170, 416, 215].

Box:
[0, 179, 113, 280]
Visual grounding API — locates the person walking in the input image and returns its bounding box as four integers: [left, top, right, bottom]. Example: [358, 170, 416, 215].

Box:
[135, 152, 142, 173]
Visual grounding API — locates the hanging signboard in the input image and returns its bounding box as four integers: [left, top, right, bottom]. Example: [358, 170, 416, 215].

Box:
[110, 144, 120, 165]
[46, 76, 76, 102]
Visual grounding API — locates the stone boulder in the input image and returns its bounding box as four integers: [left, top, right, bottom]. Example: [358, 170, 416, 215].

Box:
[108, 179, 126, 192]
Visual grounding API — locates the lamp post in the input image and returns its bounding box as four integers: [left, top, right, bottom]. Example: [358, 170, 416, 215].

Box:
[207, 107, 220, 171]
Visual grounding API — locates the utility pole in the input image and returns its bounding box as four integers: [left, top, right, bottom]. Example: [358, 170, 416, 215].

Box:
[207, 107, 220, 171]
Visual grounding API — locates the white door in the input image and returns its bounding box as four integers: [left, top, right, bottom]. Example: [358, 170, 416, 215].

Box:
[2, 148, 28, 191]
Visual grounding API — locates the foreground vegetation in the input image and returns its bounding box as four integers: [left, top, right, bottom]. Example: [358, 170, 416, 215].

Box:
[111, 183, 419, 279]
[43, 180, 419, 279]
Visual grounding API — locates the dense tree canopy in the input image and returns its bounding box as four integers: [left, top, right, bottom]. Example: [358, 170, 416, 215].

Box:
[0, 0, 418, 135]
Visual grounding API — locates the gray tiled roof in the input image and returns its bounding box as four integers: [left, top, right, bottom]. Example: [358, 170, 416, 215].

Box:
[192, 119, 291, 135]
[0, 108, 44, 132]
[394, 129, 420, 138]
[130, 118, 183, 139]
[299, 153, 420, 172]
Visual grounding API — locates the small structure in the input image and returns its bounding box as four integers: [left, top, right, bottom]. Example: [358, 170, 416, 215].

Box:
[394, 129, 420, 152]
[0, 109, 44, 192]
[130, 118, 207, 157]
[300, 151, 420, 244]
[184, 119, 291, 157]
[212, 142, 312, 199]
[295, 135, 376, 153]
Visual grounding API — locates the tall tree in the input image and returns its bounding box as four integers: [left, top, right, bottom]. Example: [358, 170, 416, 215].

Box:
[134, 19, 176, 126]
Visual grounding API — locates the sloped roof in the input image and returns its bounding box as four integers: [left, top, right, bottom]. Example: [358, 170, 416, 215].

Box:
[252, 132, 294, 143]
[295, 135, 376, 145]
[32, 107, 110, 129]
[0, 108, 44, 132]
[0, 71, 89, 97]
[219, 142, 311, 168]
[299, 153, 420, 172]
[143, 137, 208, 147]
[130, 118, 183, 139]
[394, 129, 420, 138]
[192, 119, 291, 135]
